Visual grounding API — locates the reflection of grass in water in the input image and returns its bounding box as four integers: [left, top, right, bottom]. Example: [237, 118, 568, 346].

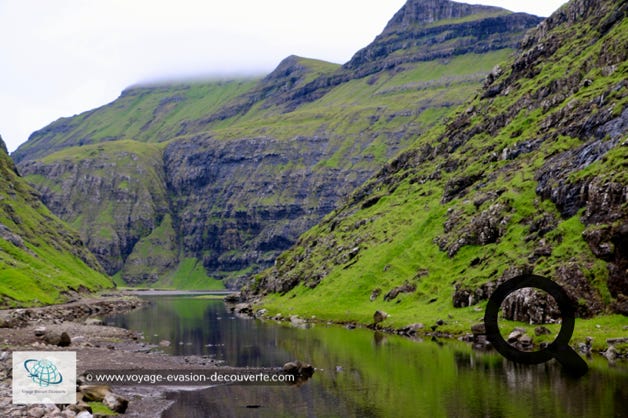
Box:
[190, 294, 228, 300]
[115, 297, 221, 345]
[276, 323, 627, 418]
[161, 297, 218, 321]
[116, 297, 627, 417]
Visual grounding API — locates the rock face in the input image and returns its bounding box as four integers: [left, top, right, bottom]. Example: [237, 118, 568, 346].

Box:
[163, 135, 353, 281]
[13, 0, 541, 287]
[344, 0, 540, 77]
[18, 142, 170, 277]
[250, 0, 628, 318]
[278, 0, 542, 108]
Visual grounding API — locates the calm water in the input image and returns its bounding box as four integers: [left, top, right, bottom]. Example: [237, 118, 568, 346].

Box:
[105, 295, 628, 418]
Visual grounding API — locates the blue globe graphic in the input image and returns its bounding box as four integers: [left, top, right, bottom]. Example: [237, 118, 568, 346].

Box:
[24, 359, 63, 386]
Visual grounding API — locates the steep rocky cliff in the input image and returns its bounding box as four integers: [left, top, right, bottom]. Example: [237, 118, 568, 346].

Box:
[162, 135, 356, 279]
[14, 0, 541, 287]
[273, 0, 541, 109]
[249, 0, 628, 319]
[18, 141, 171, 278]
[344, 0, 539, 76]
[0, 136, 112, 307]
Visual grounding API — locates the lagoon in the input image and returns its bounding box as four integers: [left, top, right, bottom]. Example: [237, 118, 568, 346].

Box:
[105, 294, 627, 418]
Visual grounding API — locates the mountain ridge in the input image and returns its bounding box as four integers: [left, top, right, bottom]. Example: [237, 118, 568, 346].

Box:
[14, 0, 542, 287]
[275, 0, 541, 110]
[248, 0, 628, 321]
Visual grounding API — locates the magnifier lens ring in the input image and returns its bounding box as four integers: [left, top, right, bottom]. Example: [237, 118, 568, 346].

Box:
[484, 274, 575, 365]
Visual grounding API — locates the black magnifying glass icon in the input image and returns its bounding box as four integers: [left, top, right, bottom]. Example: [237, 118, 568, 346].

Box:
[484, 274, 588, 377]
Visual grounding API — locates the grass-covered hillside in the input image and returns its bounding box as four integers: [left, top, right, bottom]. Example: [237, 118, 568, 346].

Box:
[14, 0, 541, 287]
[249, 0, 628, 337]
[0, 137, 113, 308]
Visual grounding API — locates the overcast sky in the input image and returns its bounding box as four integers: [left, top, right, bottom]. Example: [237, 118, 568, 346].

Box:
[0, 0, 567, 152]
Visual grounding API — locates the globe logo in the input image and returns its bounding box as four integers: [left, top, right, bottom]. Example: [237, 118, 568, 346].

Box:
[24, 359, 63, 387]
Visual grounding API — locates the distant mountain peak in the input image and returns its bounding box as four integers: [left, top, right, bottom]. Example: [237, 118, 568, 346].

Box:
[383, 0, 508, 31]
[344, 0, 541, 75]
[263, 55, 327, 83]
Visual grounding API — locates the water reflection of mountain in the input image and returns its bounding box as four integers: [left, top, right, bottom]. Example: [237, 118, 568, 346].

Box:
[108, 296, 628, 418]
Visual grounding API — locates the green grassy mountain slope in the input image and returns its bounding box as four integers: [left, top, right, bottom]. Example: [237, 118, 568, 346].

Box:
[248, 0, 628, 327]
[19, 140, 171, 278]
[0, 136, 112, 308]
[14, 0, 542, 287]
[11, 79, 259, 163]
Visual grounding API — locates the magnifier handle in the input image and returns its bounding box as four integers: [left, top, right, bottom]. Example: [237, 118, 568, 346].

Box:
[551, 344, 588, 377]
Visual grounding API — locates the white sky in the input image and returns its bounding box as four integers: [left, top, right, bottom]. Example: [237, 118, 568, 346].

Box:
[0, 0, 566, 152]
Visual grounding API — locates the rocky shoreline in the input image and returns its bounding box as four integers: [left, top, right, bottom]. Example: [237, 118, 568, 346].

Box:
[0, 294, 225, 418]
[229, 293, 628, 361]
[2, 291, 624, 417]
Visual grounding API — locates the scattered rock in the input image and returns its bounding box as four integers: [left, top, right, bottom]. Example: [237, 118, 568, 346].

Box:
[611, 292, 628, 316]
[223, 293, 242, 303]
[383, 281, 416, 301]
[103, 392, 129, 414]
[398, 323, 424, 336]
[519, 334, 533, 347]
[44, 330, 72, 346]
[33, 326, 47, 337]
[370, 288, 382, 301]
[578, 336, 593, 354]
[452, 280, 500, 308]
[373, 310, 388, 325]
[79, 385, 111, 402]
[282, 360, 315, 383]
[0, 312, 23, 328]
[606, 337, 628, 344]
[232, 303, 252, 315]
[63, 410, 77, 417]
[507, 328, 525, 343]
[290, 315, 307, 327]
[604, 345, 618, 362]
[27, 406, 45, 418]
[44, 405, 61, 415]
[348, 246, 360, 260]
[159, 340, 171, 347]
[471, 323, 486, 336]
[534, 326, 552, 336]
[66, 399, 92, 415]
[0, 315, 11, 329]
[59, 331, 72, 347]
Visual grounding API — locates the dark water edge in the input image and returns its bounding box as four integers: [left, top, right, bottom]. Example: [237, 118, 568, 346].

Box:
[105, 295, 628, 418]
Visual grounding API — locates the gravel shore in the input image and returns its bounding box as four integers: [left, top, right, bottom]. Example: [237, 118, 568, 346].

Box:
[0, 295, 223, 417]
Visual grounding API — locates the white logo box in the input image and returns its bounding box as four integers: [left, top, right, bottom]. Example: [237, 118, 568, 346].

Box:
[12, 351, 76, 404]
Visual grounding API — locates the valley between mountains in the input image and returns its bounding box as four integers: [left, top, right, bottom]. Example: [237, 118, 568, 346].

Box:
[1, 0, 627, 347]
